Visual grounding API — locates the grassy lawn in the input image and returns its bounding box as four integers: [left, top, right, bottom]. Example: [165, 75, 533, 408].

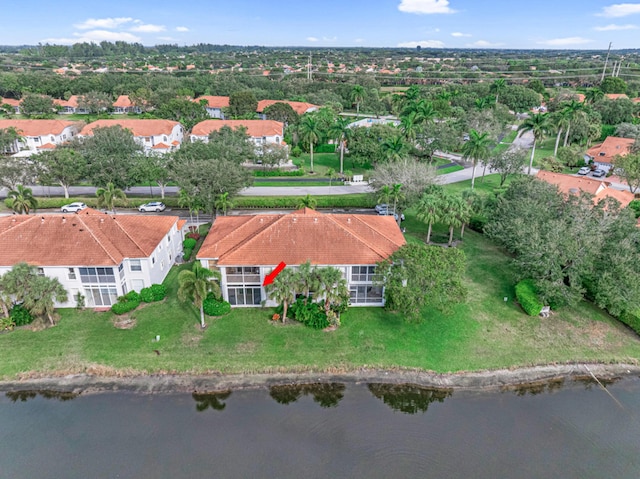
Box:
[442, 173, 513, 195]
[437, 165, 464, 175]
[492, 130, 518, 155]
[2, 203, 639, 380]
[296, 152, 373, 176]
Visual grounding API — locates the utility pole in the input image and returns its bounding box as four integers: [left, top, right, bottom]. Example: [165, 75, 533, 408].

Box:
[601, 42, 612, 82]
[307, 52, 312, 82]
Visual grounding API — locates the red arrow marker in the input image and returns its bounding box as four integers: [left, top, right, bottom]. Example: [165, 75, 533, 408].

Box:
[263, 261, 287, 286]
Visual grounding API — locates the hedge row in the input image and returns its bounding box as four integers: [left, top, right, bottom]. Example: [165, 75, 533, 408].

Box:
[619, 311, 640, 335]
[515, 279, 544, 316]
[111, 285, 166, 315]
[139, 284, 167, 303]
[233, 194, 375, 209]
[254, 169, 305, 177]
[315, 144, 337, 153]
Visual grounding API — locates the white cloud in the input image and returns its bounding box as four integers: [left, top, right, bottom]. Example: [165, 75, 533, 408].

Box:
[158, 36, 177, 41]
[74, 17, 134, 30]
[537, 36, 592, 46]
[398, 0, 456, 14]
[176, 26, 189, 32]
[354, 38, 365, 43]
[322, 36, 337, 42]
[43, 30, 142, 44]
[397, 40, 445, 48]
[307, 36, 319, 42]
[130, 23, 165, 33]
[467, 40, 504, 47]
[451, 32, 471, 37]
[598, 3, 640, 17]
[594, 23, 638, 30]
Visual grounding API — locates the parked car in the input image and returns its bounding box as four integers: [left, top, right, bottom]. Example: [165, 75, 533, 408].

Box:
[138, 202, 166, 212]
[592, 169, 606, 178]
[60, 202, 87, 213]
[374, 204, 388, 213]
[577, 167, 591, 175]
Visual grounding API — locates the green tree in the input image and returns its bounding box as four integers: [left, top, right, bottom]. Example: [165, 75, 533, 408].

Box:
[488, 149, 527, 186]
[299, 114, 321, 173]
[77, 91, 112, 114]
[382, 135, 407, 161]
[350, 85, 367, 116]
[296, 194, 317, 210]
[561, 100, 584, 147]
[613, 152, 640, 193]
[228, 90, 258, 118]
[416, 192, 441, 243]
[32, 148, 87, 199]
[326, 167, 336, 186]
[214, 192, 234, 216]
[178, 262, 222, 329]
[585, 88, 604, 104]
[8, 185, 37, 214]
[156, 98, 209, 130]
[461, 129, 492, 189]
[263, 102, 299, 125]
[265, 268, 297, 322]
[315, 266, 349, 322]
[490, 78, 506, 104]
[377, 185, 391, 212]
[390, 183, 403, 217]
[518, 113, 550, 174]
[133, 154, 171, 199]
[20, 94, 55, 117]
[23, 275, 68, 325]
[328, 116, 352, 174]
[600, 77, 627, 94]
[0, 126, 22, 155]
[95, 182, 126, 213]
[0, 157, 35, 190]
[371, 158, 436, 206]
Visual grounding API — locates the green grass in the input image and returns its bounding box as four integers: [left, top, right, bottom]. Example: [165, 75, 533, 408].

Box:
[437, 165, 464, 175]
[442, 173, 513, 195]
[2, 210, 639, 380]
[492, 130, 518, 155]
[296, 152, 373, 176]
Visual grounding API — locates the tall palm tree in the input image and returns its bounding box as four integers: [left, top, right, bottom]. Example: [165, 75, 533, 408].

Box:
[551, 109, 571, 157]
[299, 114, 321, 173]
[296, 194, 317, 210]
[8, 185, 37, 214]
[585, 88, 604, 105]
[490, 79, 506, 104]
[326, 168, 336, 186]
[350, 85, 366, 116]
[414, 100, 436, 125]
[328, 116, 352, 174]
[96, 182, 126, 213]
[561, 100, 584, 147]
[382, 135, 406, 161]
[266, 268, 296, 323]
[214, 192, 233, 216]
[23, 275, 68, 325]
[416, 193, 440, 243]
[391, 183, 403, 217]
[178, 262, 221, 329]
[377, 185, 392, 214]
[518, 113, 550, 174]
[461, 130, 492, 190]
[315, 266, 348, 317]
[439, 195, 463, 247]
[295, 260, 320, 302]
[454, 195, 472, 239]
[400, 112, 419, 142]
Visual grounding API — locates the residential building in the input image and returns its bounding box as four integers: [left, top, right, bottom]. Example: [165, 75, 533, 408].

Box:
[536, 171, 634, 208]
[0, 97, 21, 114]
[112, 95, 141, 114]
[605, 93, 629, 100]
[586, 136, 635, 172]
[54, 95, 89, 114]
[79, 119, 184, 153]
[193, 95, 229, 119]
[0, 119, 81, 153]
[0, 209, 184, 308]
[256, 99, 318, 118]
[197, 208, 406, 307]
[190, 119, 284, 147]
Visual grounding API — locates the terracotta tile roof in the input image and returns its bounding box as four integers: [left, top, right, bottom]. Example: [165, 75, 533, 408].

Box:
[191, 120, 283, 139]
[575, 93, 586, 103]
[39, 143, 56, 149]
[586, 136, 635, 164]
[1, 97, 21, 107]
[80, 119, 180, 137]
[54, 95, 80, 108]
[632, 98, 640, 103]
[0, 119, 79, 137]
[193, 96, 230, 108]
[152, 143, 170, 149]
[171, 140, 180, 146]
[605, 93, 629, 100]
[0, 209, 179, 267]
[536, 171, 634, 208]
[113, 95, 134, 108]
[177, 219, 187, 230]
[198, 208, 406, 266]
[256, 100, 319, 116]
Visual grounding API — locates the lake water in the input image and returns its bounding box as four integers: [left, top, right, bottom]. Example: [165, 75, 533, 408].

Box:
[1, 378, 640, 479]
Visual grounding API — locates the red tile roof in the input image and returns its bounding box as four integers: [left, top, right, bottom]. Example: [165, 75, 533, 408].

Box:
[605, 93, 629, 100]
[39, 143, 57, 149]
[0, 209, 179, 267]
[536, 171, 634, 208]
[194, 96, 230, 108]
[53, 95, 80, 108]
[113, 95, 134, 108]
[586, 136, 635, 164]
[191, 119, 283, 139]
[1, 97, 21, 107]
[152, 143, 170, 149]
[198, 208, 406, 266]
[256, 100, 318, 116]
[80, 119, 180, 137]
[0, 119, 79, 137]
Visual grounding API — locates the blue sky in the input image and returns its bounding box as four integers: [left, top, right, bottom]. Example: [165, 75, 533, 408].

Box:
[3, 0, 640, 49]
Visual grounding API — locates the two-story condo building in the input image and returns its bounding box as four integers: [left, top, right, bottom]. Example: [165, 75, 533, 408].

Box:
[197, 208, 405, 307]
[256, 100, 318, 118]
[54, 95, 90, 114]
[0, 209, 185, 308]
[0, 119, 81, 154]
[190, 120, 284, 147]
[193, 96, 230, 119]
[79, 119, 184, 153]
[112, 95, 142, 114]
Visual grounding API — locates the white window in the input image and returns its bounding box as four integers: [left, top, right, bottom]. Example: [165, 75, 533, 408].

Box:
[130, 259, 142, 272]
[349, 285, 383, 304]
[152, 256, 156, 265]
[68, 268, 76, 280]
[37, 267, 45, 277]
[351, 266, 377, 282]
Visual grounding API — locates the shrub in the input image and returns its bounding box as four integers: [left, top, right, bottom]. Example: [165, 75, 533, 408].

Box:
[111, 300, 140, 315]
[515, 279, 544, 316]
[203, 293, 231, 316]
[289, 297, 329, 329]
[139, 284, 167, 303]
[469, 214, 487, 233]
[629, 200, 640, 219]
[10, 304, 33, 326]
[291, 146, 302, 157]
[123, 290, 141, 303]
[0, 316, 15, 331]
[233, 194, 375, 209]
[315, 143, 336, 153]
[619, 311, 640, 335]
[254, 169, 305, 177]
[4, 196, 183, 210]
[183, 247, 193, 261]
[183, 238, 197, 249]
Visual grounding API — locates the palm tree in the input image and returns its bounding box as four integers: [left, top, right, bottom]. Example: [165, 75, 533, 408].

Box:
[461, 130, 492, 190]
[178, 262, 222, 329]
[440, 195, 463, 246]
[296, 194, 317, 210]
[326, 168, 336, 186]
[416, 193, 440, 243]
[8, 185, 37, 214]
[475, 97, 492, 111]
[391, 183, 403, 217]
[400, 112, 419, 142]
[561, 100, 584, 147]
[23, 275, 68, 325]
[350, 85, 366, 116]
[551, 109, 571, 157]
[295, 260, 320, 302]
[315, 266, 348, 317]
[414, 100, 436, 125]
[266, 268, 297, 323]
[299, 114, 321, 173]
[214, 192, 233, 216]
[490, 79, 506, 104]
[328, 117, 352, 175]
[382, 136, 406, 161]
[377, 185, 392, 214]
[96, 182, 126, 213]
[585, 88, 604, 105]
[454, 195, 472, 239]
[518, 113, 550, 174]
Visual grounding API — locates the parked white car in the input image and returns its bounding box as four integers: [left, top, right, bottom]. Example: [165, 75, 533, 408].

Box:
[577, 167, 591, 175]
[138, 202, 166, 212]
[60, 202, 87, 213]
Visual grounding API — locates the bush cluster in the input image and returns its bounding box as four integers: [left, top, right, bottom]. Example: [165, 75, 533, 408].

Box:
[619, 311, 640, 335]
[254, 169, 305, 177]
[515, 279, 544, 316]
[139, 284, 167, 303]
[10, 304, 33, 326]
[183, 238, 197, 249]
[203, 293, 231, 316]
[111, 286, 165, 315]
[288, 297, 329, 330]
[315, 144, 336, 153]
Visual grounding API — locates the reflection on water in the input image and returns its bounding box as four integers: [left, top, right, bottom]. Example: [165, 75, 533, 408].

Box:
[5, 390, 78, 402]
[192, 390, 232, 411]
[269, 383, 346, 408]
[367, 383, 452, 414]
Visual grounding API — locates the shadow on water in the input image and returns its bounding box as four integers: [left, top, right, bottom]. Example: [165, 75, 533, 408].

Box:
[502, 376, 622, 397]
[5, 390, 78, 402]
[367, 383, 453, 414]
[192, 391, 232, 412]
[269, 383, 346, 408]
